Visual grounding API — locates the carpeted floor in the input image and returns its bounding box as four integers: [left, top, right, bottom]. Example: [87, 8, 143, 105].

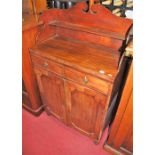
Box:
[22, 108, 112, 155]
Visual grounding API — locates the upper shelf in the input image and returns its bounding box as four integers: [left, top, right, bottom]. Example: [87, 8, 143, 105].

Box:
[39, 2, 132, 40]
[49, 20, 127, 40]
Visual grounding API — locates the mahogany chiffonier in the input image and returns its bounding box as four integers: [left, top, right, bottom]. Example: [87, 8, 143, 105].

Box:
[29, 1, 132, 143]
[22, 0, 47, 115]
[104, 40, 133, 154]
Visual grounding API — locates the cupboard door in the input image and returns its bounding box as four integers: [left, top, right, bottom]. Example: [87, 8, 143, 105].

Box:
[35, 68, 66, 122]
[65, 81, 107, 140]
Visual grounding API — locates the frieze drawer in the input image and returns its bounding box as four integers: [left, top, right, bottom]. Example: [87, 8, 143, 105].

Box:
[31, 54, 64, 76]
[64, 66, 110, 95]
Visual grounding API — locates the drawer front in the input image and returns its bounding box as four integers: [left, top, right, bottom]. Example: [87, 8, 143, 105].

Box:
[64, 67, 110, 95]
[31, 55, 64, 76]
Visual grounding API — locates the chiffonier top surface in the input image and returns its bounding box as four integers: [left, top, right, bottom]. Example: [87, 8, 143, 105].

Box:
[31, 35, 120, 82]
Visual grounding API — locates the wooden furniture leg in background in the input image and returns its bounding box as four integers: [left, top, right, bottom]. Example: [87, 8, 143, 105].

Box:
[22, 18, 44, 115]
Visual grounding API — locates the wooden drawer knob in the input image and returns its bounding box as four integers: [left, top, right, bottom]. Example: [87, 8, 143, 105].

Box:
[43, 62, 48, 67]
[83, 76, 88, 84]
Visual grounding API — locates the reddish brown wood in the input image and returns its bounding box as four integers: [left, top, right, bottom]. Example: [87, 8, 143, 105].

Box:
[22, 0, 33, 14]
[64, 66, 110, 95]
[22, 0, 44, 115]
[65, 81, 107, 140]
[34, 67, 66, 122]
[37, 2, 132, 49]
[29, 2, 132, 142]
[35, 0, 47, 14]
[104, 61, 133, 154]
[31, 35, 120, 82]
[31, 54, 64, 76]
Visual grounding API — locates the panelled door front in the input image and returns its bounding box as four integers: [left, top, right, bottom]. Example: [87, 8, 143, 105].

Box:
[35, 67, 66, 122]
[65, 81, 107, 141]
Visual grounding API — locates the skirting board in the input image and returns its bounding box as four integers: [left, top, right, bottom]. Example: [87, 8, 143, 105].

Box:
[104, 143, 132, 155]
[22, 103, 44, 116]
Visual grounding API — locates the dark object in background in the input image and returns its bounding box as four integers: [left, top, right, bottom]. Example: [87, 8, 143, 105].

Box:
[47, 0, 79, 9]
[101, 0, 133, 17]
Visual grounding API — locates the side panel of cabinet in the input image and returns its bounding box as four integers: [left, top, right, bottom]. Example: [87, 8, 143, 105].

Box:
[104, 62, 133, 155]
[35, 67, 66, 122]
[22, 25, 43, 114]
[65, 81, 108, 141]
[36, 0, 47, 13]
